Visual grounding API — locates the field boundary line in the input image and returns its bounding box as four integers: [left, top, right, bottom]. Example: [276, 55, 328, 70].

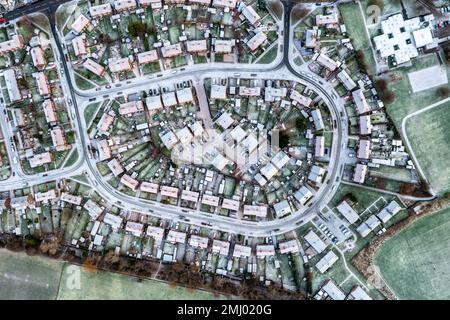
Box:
[401, 96, 450, 196]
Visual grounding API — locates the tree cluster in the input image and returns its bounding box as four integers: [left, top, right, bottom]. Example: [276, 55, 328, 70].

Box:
[374, 78, 396, 105]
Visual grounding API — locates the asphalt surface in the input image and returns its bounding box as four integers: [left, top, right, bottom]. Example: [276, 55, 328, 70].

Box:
[4, 0, 70, 21]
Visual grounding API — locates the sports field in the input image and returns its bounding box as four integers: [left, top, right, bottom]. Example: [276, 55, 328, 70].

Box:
[57, 264, 223, 300]
[375, 207, 450, 299]
[0, 250, 222, 300]
[0, 249, 64, 300]
[405, 101, 450, 195]
[408, 65, 448, 93]
[383, 54, 449, 130]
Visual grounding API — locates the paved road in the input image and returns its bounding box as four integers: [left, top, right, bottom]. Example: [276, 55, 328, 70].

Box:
[1, 1, 350, 236]
[4, 0, 71, 21]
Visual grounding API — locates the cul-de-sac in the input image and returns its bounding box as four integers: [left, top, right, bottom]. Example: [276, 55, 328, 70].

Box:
[0, 0, 449, 301]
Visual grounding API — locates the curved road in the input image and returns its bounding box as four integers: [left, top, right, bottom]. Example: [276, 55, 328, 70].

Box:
[3, 1, 349, 236]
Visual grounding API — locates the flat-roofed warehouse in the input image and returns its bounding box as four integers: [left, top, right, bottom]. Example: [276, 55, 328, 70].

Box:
[114, 0, 137, 12]
[211, 84, 227, 99]
[212, 239, 230, 255]
[186, 40, 207, 53]
[347, 286, 372, 300]
[212, 0, 237, 9]
[84, 58, 106, 76]
[232, 244, 252, 258]
[139, 0, 162, 8]
[246, 32, 267, 51]
[3, 69, 21, 102]
[337, 70, 356, 91]
[243, 205, 267, 218]
[315, 250, 339, 273]
[201, 194, 220, 207]
[373, 13, 435, 65]
[356, 222, 371, 238]
[279, 239, 299, 254]
[311, 109, 325, 131]
[176, 87, 194, 104]
[353, 163, 368, 184]
[90, 3, 113, 18]
[146, 225, 165, 241]
[119, 101, 144, 115]
[181, 189, 199, 203]
[145, 95, 163, 111]
[60, 192, 83, 206]
[166, 230, 187, 244]
[359, 115, 372, 135]
[314, 52, 340, 71]
[221, 198, 240, 212]
[304, 230, 327, 254]
[83, 199, 103, 219]
[256, 244, 275, 257]
[365, 214, 381, 230]
[273, 200, 292, 218]
[125, 221, 144, 237]
[71, 14, 90, 34]
[294, 185, 314, 205]
[321, 280, 346, 300]
[0, 34, 23, 54]
[352, 89, 370, 115]
[120, 174, 139, 191]
[140, 182, 159, 194]
[315, 135, 325, 157]
[189, 235, 209, 249]
[357, 139, 371, 159]
[137, 50, 159, 64]
[160, 185, 179, 198]
[240, 5, 261, 26]
[109, 57, 133, 73]
[336, 200, 359, 224]
[161, 43, 182, 58]
[290, 90, 312, 107]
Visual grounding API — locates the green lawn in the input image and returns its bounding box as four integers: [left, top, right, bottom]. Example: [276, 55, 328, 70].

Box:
[256, 45, 278, 64]
[64, 149, 79, 168]
[0, 249, 64, 300]
[0, 249, 224, 300]
[339, 2, 376, 75]
[383, 54, 446, 131]
[57, 264, 223, 300]
[328, 184, 393, 214]
[83, 102, 101, 128]
[75, 73, 95, 90]
[375, 207, 450, 299]
[360, 0, 403, 26]
[405, 101, 450, 195]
